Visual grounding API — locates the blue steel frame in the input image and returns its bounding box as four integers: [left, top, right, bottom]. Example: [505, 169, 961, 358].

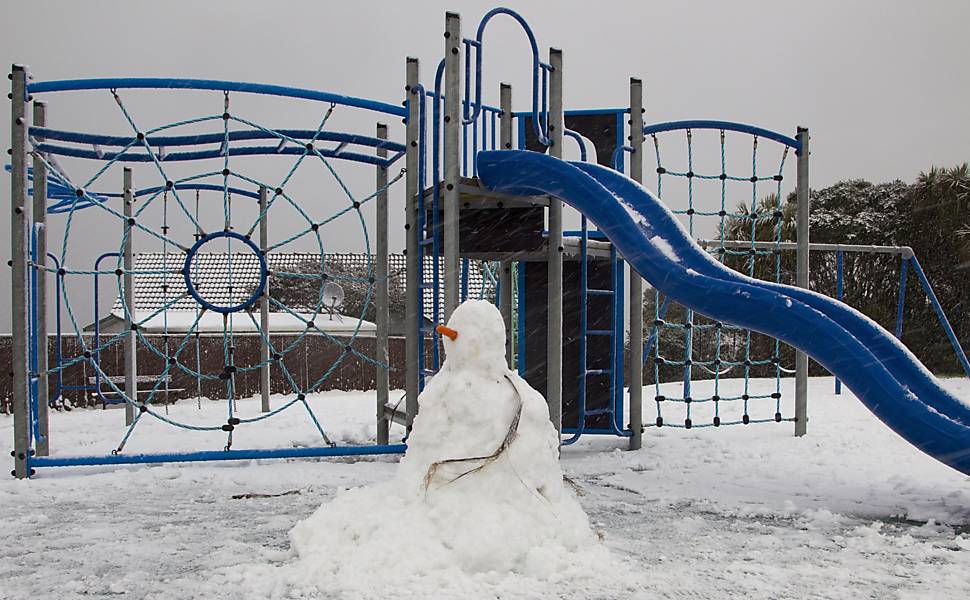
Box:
[21, 77, 411, 473]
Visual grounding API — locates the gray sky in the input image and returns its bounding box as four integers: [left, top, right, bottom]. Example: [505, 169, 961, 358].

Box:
[2, 0, 968, 333]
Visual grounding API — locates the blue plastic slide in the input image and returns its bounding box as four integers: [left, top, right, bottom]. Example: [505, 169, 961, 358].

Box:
[477, 150, 970, 476]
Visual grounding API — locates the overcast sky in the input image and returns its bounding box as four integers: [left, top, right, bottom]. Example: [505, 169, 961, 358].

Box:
[2, 1, 968, 333]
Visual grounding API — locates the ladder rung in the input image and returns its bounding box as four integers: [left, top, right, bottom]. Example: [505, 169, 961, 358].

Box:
[419, 238, 436, 246]
[584, 408, 614, 416]
[587, 289, 614, 296]
[585, 369, 612, 376]
[421, 369, 438, 377]
[585, 329, 612, 336]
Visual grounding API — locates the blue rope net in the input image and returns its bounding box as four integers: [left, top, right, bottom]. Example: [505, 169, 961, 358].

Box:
[28, 87, 405, 455]
[645, 127, 795, 429]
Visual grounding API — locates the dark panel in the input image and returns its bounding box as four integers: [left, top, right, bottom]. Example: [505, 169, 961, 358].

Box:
[457, 206, 546, 254]
[521, 113, 619, 167]
[424, 203, 545, 255]
[522, 260, 615, 431]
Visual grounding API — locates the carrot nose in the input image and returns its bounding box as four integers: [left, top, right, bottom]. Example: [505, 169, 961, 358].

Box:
[436, 324, 458, 341]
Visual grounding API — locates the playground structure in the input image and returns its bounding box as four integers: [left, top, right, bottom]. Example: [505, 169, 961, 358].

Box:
[8, 7, 970, 479]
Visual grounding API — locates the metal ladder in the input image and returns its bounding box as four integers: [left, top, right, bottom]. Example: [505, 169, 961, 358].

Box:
[564, 216, 627, 444]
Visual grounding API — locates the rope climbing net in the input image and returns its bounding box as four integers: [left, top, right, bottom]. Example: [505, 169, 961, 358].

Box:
[25, 79, 407, 457]
[643, 122, 800, 429]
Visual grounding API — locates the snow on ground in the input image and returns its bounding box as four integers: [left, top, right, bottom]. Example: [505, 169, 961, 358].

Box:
[2, 377, 969, 599]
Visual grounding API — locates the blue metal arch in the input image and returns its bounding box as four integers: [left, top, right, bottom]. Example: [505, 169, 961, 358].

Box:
[27, 78, 406, 117]
[464, 7, 552, 145]
[643, 120, 802, 153]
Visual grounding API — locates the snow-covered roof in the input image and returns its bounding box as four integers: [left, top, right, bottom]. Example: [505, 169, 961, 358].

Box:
[111, 252, 491, 324]
[112, 309, 375, 335]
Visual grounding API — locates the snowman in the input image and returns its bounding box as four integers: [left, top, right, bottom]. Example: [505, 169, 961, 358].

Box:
[290, 300, 606, 583]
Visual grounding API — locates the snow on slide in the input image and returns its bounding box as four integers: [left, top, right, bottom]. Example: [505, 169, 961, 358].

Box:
[476, 150, 970, 476]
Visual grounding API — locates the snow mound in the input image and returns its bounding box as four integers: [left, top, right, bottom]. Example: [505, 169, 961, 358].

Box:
[287, 300, 627, 596]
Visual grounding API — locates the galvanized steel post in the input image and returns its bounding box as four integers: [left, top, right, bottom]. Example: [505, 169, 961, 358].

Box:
[547, 48, 564, 438]
[32, 100, 50, 456]
[443, 12, 462, 321]
[11, 65, 31, 478]
[404, 57, 421, 431]
[122, 167, 136, 426]
[628, 77, 644, 451]
[258, 185, 271, 413]
[499, 82, 514, 368]
[375, 122, 390, 444]
[794, 127, 810, 436]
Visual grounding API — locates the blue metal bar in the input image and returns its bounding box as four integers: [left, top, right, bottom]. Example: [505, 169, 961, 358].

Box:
[29, 443, 407, 469]
[563, 214, 591, 446]
[908, 256, 970, 378]
[614, 112, 627, 173]
[895, 255, 908, 340]
[27, 78, 406, 117]
[29, 127, 404, 153]
[612, 145, 634, 171]
[642, 120, 802, 152]
[91, 252, 121, 408]
[35, 142, 398, 167]
[516, 262, 527, 377]
[29, 225, 41, 447]
[611, 246, 626, 433]
[835, 250, 843, 395]
[563, 129, 588, 162]
[643, 295, 671, 363]
[511, 107, 628, 118]
[563, 229, 608, 240]
[48, 253, 63, 404]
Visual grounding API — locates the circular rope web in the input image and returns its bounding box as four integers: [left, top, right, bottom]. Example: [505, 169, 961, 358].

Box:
[29, 88, 404, 453]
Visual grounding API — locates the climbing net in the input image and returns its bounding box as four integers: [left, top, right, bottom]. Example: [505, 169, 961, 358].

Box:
[27, 81, 406, 455]
[643, 123, 799, 429]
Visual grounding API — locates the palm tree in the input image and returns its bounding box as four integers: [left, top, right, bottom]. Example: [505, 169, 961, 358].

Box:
[722, 192, 797, 281]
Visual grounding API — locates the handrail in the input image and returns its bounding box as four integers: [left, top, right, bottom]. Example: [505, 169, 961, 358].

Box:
[563, 129, 589, 162]
[462, 7, 551, 146]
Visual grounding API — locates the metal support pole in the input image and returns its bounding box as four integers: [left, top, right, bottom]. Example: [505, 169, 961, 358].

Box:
[547, 48, 564, 437]
[628, 77, 644, 450]
[499, 261, 513, 367]
[794, 127, 810, 436]
[499, 83, 514, 368]
[258, 185, 271, 413]
[895, 254, 909, 340]
[909, 255, 970, 379]
[404, 57, 421, 431]
[499, 83, 513, 150]
[123, 167, 136, 426]
[375, 123, 390, 444]
[443, 12, 461, 321]
[834, 249, 843, 395]
[32, 100, 50, 456]
[11, 65, 31, 478]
